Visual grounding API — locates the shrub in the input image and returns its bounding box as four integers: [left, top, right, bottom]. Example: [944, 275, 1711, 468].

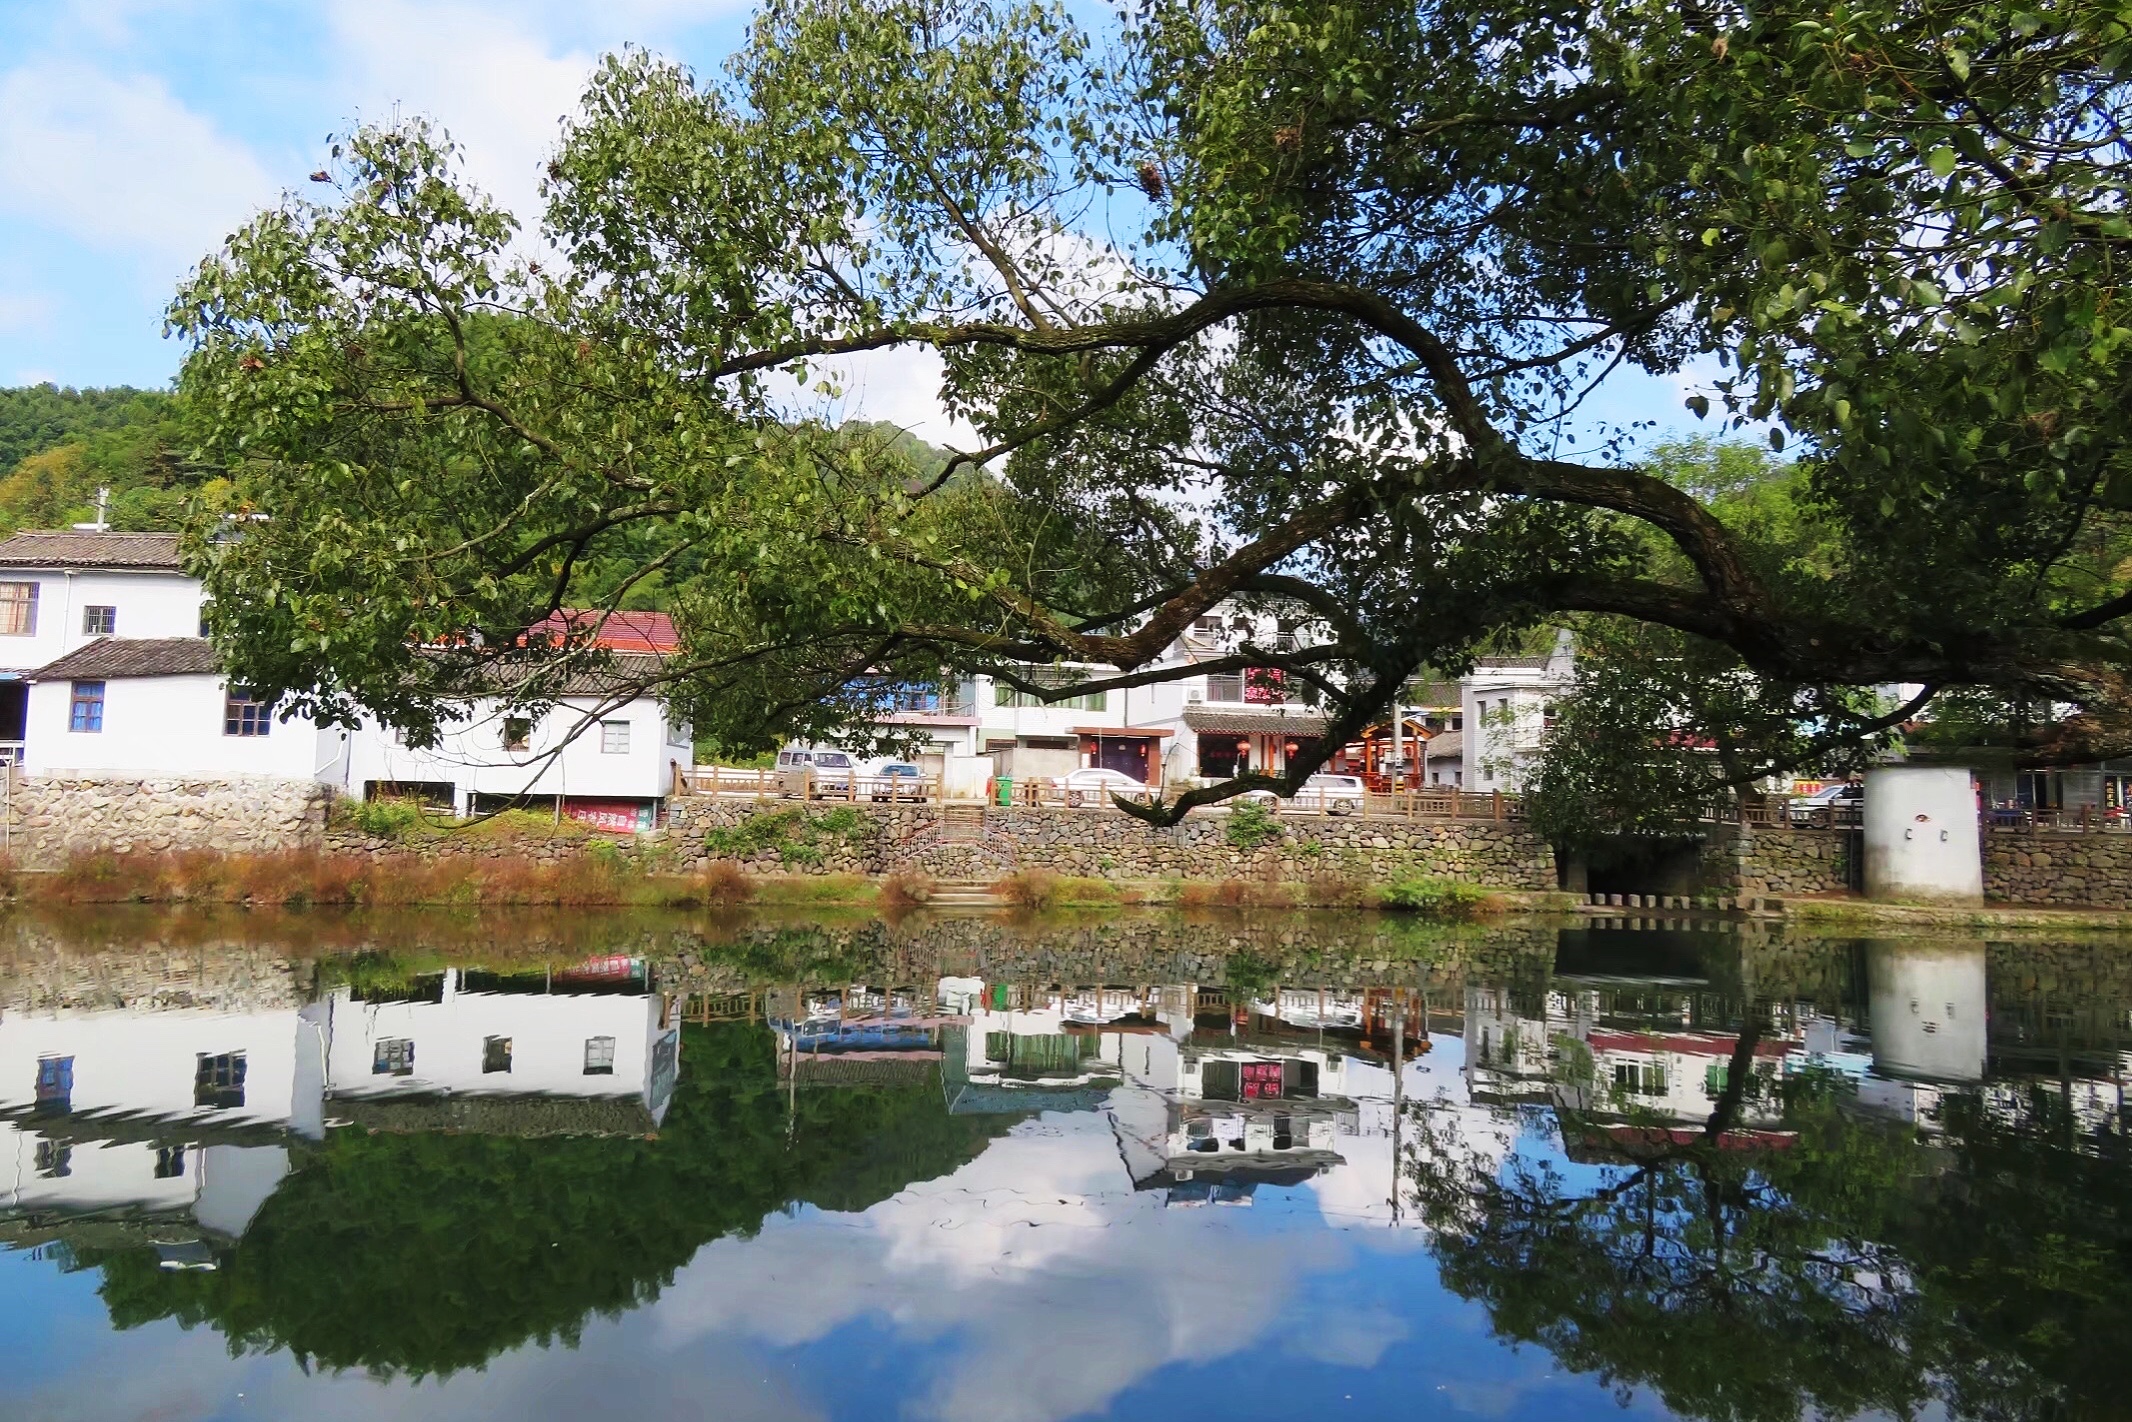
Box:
[1300, 871, 1368, 908]
[346, 798, 430, 841]
[876, 871, 935, 908]
[1225, 801, 1283, 851]
[699, 861, 757, 903]
[992, 869, 1059, 910]
[1378, 875, 1490, 919]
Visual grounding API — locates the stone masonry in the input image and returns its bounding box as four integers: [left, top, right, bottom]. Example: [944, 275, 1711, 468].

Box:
[1983, 828, 2132, 909]
[1700, 824, 1855, 899]
[662, 799, 1559, 889]
[4, 772, 338, 871]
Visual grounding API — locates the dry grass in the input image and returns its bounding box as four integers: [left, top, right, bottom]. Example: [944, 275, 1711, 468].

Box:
[698, 861, 758, 904]
[991, 869, 1060, 910]
[1176, 878, 1295, 909]
[876, 871, 936, 908]
[15, 849, 664, 908]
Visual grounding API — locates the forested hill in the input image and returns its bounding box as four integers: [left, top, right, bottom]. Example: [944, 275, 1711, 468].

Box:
[0, 383, 210, 534]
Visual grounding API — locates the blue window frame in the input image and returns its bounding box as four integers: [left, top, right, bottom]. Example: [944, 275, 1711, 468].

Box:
[68, 680, 104, 733]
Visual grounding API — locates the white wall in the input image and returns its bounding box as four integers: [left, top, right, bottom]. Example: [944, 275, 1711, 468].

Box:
[343, 693, 678, 806]
[0, 1007, 308, 1138]
[1462, 681, 1553, 792]
[0, 568, 203, 673]
[320, 976, 665, 1103]
[24, 670, 347, 780]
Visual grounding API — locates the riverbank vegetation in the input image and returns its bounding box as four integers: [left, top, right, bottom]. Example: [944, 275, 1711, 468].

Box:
[0, 847, 1510, 915]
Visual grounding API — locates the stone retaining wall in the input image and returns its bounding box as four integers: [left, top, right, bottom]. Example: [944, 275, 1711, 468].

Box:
[4, 772, 337, 871]
[662, 799, 1558, 889]
[1701, 825, 1855, 899]
[1983, 829, 2132, 909]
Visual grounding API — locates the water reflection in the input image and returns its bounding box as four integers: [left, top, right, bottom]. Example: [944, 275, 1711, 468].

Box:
[0, 916, 2125, 1420]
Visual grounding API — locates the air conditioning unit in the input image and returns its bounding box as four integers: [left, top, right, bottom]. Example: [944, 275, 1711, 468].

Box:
[1186, 690, 1203, 703]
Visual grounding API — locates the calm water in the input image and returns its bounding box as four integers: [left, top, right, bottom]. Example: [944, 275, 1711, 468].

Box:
[0, 911, 2125, 1421]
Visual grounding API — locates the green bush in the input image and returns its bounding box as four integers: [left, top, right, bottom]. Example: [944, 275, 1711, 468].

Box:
[346, 798, 429, 841]
[703, 806, 874, 865]
[1378, 875, 1488, 919]
[1225, 801, 1284, 850]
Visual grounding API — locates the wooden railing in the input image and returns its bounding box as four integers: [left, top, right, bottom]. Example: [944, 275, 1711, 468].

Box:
[680, 766, 943, 804]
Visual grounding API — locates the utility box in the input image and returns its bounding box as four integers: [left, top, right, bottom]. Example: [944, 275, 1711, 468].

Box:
[1863, 766, 1982, 904]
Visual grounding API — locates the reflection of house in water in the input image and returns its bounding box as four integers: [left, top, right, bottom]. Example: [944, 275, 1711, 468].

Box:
[1464, 977, 1805, 1137]
[771, 982, 964, 1089]
[954, 980, 1427, 1206]
[0, 1000, 319, 1252]
[0, 957, 680, 1257]
[320, 961, 680, 1135]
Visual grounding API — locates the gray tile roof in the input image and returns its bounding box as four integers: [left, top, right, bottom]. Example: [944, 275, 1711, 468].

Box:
[1181, 704, 1331, 735]
[1424, 730, 1464, 760]
[0, 530, 183, 570]
[32, 637, 221, 680]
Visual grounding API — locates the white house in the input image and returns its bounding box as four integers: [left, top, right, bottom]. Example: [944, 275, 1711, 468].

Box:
[2, 529, 683, 826]
[0, 530, 206, 763]
[1462, 631, 1575, 793]
[340, 653, 690, 825]
[26, 636, 353, 783]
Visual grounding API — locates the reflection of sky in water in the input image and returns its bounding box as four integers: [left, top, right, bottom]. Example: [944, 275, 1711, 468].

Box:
[0, 1030, 1668, 1422]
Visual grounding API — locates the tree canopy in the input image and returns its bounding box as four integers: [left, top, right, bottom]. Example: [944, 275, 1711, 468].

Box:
[168, 0, 2132, 814]
[78, 1020, 1017, 1379]
[0, 384, 204, 534]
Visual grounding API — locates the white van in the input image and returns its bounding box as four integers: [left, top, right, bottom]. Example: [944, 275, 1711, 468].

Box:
[775, 745, 857, 798]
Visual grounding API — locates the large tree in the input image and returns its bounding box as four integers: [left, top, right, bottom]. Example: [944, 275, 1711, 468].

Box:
[170, 0, 2132, 816]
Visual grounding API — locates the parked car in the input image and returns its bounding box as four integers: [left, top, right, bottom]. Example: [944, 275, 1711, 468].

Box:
[1053, 766, 1152, 808]
[776, 746, 856, 798]
[871, 762, 927, 802]
[1294, 773, 1367, 815]
[1238, 773, 1368, 815]
[1789, 781, 1863, 825]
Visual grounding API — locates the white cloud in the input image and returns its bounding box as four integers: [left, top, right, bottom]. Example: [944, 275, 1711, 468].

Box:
[322, 0, 595, 228]
[0, 61, 277, 274]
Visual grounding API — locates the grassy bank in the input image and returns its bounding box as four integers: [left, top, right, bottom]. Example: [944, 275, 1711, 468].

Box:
[0, 849, 1505, 918]
[1784, 895, 2132, 933]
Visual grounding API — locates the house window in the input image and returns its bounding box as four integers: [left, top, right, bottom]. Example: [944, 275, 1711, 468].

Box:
[33, 1139, 70, 1178]
[194, 1051, 247, 1109]
[224, 692, 273, 736]
[34, 1056, 72, 1113]
[198, 603, 212, 638]
[68, 680, 104, 733]
[584, 1036, 616, 1075]
[0, 581, 37, 635]
[599, 720, 630, 754]
[482, 1036, 513, 1074]
[81, 605, 117, 635]
[154, 1146, 186, 1179]
[1613, 1062, 1666, 1096]
[1205, 672, 1244, 702]
[503, 716, 532, 752]
[372, 1037, 415, 1076]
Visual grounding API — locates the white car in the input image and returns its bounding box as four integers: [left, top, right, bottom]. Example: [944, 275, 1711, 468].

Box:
[1789, 782, 1863, 825]
[1053, 766, 1152, 808]
[776, 746, 856, 797]
[1294, 773, 1367, 815]
[1239, 773, 1367, 815]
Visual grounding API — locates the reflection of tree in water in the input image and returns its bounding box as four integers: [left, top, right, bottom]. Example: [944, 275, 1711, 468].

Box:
[1411, 1019, 2132, 1422]
[78, 1021, 1017, 1380]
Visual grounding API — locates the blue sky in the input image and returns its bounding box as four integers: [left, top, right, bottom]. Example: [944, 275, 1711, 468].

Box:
[0, 0, 1700, 452]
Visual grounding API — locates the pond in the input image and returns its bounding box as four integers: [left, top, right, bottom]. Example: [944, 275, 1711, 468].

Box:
[0, 908, 2125, 1421]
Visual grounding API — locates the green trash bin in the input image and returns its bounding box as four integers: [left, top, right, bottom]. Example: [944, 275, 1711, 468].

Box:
[994, 776, 1014, 806]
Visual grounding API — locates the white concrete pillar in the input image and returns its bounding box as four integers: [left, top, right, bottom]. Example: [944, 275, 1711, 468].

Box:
[1863, 765, 1982, 904]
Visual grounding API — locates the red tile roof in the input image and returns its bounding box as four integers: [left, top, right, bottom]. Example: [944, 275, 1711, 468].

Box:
[527, 609, 679, 653]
